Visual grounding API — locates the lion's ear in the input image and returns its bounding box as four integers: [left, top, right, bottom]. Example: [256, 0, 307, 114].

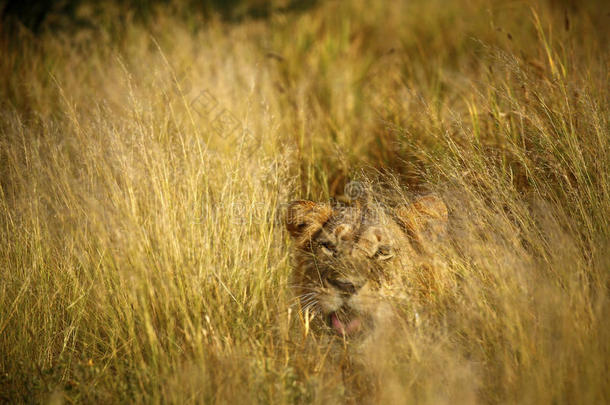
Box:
[394, 195, 448, 245]
[285, 200, 333, 240]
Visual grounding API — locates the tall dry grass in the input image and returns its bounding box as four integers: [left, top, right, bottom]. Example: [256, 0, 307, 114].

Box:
[1, 0, 608, 403]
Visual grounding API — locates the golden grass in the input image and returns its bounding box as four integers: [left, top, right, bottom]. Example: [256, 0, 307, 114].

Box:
[1, 0, 608, 403]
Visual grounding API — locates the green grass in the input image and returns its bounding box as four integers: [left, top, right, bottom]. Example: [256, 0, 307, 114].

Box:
[1, 0, 609, 403]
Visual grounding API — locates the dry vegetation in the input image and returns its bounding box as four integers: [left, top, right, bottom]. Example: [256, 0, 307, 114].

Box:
[1, 0, 609, 403]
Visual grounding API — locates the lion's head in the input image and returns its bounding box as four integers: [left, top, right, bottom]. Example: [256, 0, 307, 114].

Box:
[285, 195, 448, 337]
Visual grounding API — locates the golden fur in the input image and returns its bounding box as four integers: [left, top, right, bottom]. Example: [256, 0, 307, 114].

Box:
[285, 195, 448, 336]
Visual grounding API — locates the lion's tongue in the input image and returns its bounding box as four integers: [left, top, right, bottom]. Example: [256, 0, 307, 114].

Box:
[330, 313, 361, 335]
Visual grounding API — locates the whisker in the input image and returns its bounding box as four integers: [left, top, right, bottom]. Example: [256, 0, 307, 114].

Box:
[300, 296, 317, 305]
[288, 284, 321, 291]
[301, 300, 319, 316]
[297, 293, 318, 304]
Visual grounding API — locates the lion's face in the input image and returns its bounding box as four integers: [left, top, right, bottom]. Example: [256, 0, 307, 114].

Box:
[286, 196, 447, 337]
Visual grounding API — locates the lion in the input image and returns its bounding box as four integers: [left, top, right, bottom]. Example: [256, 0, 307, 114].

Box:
[285, 195, 448, 337]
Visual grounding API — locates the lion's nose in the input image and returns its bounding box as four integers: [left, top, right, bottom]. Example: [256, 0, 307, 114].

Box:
[328, 278, 361, 295]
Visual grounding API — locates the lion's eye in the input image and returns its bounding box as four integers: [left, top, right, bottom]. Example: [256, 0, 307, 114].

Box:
[373, 245, 394, 261]
[319, 241, 336, 256]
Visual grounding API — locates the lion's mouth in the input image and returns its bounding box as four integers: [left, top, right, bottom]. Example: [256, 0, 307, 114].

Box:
[328, 311, 362, 336]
